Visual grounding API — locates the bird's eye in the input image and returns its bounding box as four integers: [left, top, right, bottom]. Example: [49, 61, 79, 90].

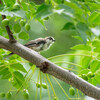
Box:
[49, 37, 53, 40]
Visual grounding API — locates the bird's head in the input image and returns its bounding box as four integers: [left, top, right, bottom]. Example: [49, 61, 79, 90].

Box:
[45, 36, 55, 44]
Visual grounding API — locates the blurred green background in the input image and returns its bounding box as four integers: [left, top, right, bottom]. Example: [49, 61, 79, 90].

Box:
[26, 13, 80, 57]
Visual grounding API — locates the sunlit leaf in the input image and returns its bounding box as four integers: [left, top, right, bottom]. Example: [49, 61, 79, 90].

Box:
[90, 60, 100, 73]
[71, 44, 91, 51]
[92, 40, 100, 47]
[0, 4, 4, 10]
[18, 31, 29, 40]
[95, 69, 100, 84]
[10, 63, 27, 73]
[0, 66, 11, 79]
[1, 71, 12, 79]
[13, 22, 21, 33]
[89, 11, 100, 26]
[54, 0, 62, 4]
[60, 13, 73, 21]
[79, 69, 90, 75]
[59, 4, 74, 14]
[64, 1, 83, 14]
[0, 10, 26, 18]
[62, 22, 75, 30]
[96, 54, 100, 60]
[94, 0, 100, 3]
[0, 66, 9, 75]
[12, 71, 25, 89]
[76, 22, 90, 44]
[35, 4, 53, 19]
[72, 36, 82, 41]
[87, 2, 100, 12]
[81, 56, 92, 68]
[21, 2, 28, 11]
[94, 47, 100, 53]
[3, 0, 15, 7]
[88, 77, 97, 86]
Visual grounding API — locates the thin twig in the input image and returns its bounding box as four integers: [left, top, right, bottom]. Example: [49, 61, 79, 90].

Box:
[2, 15, 16, 43]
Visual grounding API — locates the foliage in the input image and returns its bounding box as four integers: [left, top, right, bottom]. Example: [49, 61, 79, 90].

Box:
[0, 0, 100, 100]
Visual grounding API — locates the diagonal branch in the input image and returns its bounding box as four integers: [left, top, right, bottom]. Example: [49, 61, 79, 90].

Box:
[0, 36, 100, 99]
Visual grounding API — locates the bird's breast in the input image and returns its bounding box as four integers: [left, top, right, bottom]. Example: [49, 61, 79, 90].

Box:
[42, 43, 50, 50]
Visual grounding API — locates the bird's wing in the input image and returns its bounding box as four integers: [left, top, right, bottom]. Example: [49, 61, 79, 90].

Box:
[24, 38, 45, 48]
[24, 40, 37, 47]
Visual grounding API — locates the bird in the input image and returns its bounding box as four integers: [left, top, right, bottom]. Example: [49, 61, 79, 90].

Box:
[6, 36, 55, 58]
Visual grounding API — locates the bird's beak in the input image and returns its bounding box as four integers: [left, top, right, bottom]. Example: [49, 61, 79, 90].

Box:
[53, 39, 55, 42]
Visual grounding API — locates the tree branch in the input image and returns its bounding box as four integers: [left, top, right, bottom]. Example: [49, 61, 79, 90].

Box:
[0, 36, 100, 99]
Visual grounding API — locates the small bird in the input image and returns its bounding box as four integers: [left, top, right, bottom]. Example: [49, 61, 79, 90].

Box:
[6, 36, 55, 57]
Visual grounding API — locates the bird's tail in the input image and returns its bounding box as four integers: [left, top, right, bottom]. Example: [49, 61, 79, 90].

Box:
[3, 52, 14, 59]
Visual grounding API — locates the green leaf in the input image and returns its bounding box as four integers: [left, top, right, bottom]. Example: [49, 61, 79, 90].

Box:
[71, 44, 91, 51]
[58, 4, 74, 20]
[86, 2, 100, 12]
[0, 4, 4, 11]
[37, 19, 47, 29]
[60, 13, 73, 22]
[76, 22, 90, 44]
[62, 22, 75, 30]
[90, 60, 100, 73]
[94, 0, 100, 3]
[3, 0, 14, 7]
[0, 10, 26, 18]
[54, 0, 62, 4]
[81, 74, 88, 81]
[18, 31, 29, 40]
[92, 40, 100, 47]
[89, 11, 100, 25]
[0, 66, 9, 75]
[35, 4, 53, 19]
[96, 69, 100, 74]
[21, 2, 28, 11]
[79, 69, 90, 75]
[97, 54, 100, 60]
[93, 47, 100, 53]
[12, 71, 25, 89]
[72, 36, 83, 41]
[10, 63, 27, 73]
[1, 71, 12, 79]
[88, 77, 97, 86]
[0, 66, 11, 79]
[13, 2, 20, 11]
[59, 4, 74, 14]
[81, 56, 92, 68]
[95, 69, 100, 84]
[64, 1, 83, 15]
[13, 22, 21, 33]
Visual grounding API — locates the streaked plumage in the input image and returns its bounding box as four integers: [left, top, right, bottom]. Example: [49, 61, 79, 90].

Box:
[6, 36, 55, 58]
[24, 36, 55, 52]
